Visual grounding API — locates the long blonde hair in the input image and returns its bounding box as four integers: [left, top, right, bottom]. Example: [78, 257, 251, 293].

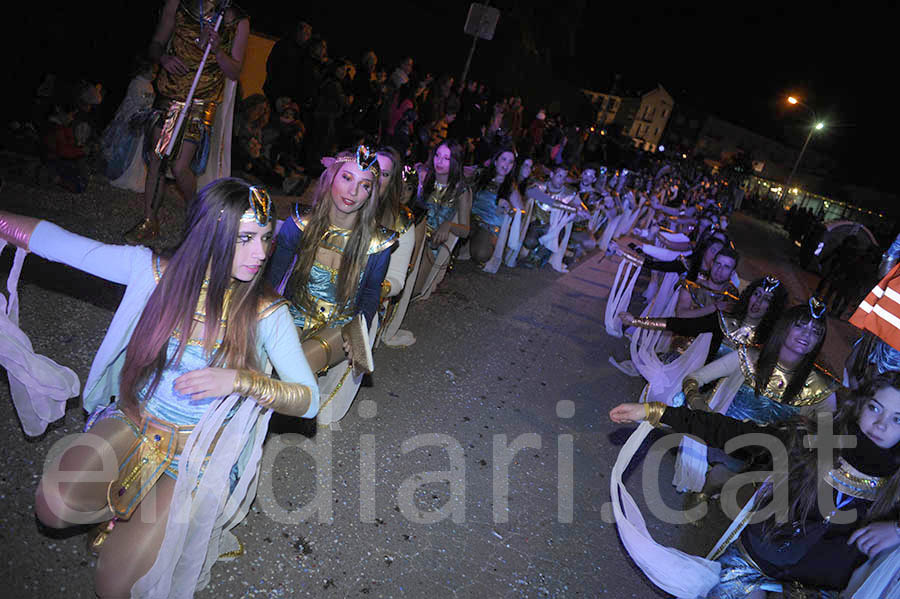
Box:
[287, 150, 382, 314]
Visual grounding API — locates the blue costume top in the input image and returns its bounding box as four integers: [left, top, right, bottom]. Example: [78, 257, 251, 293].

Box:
[268, 204, 396, 339]
[471, 181, 505, 233]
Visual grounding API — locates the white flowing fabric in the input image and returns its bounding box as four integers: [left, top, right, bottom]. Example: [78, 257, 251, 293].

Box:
[196, 79, 236, 189]
[132, 393, 272, 598]
[604, 253, 643, 337]
[619, 197, 646, 237]
[378, 226, 426, 347]
[632, 330, 711, 406]
[842, 545, 900, 598]
[612, 272, 681, 379]
[0, 242, 80, 436]
[597, 212, 622, 253]
[316, 314, 378, 425]
[612, 421, 775, 598]
[642, 243, 689, 262]
[538, 206, 577, 273]
[504, 199, 534, 268]
[659, 231, 691, 245]
[673, 367, 746, 492]
[610, 421, 721, 598]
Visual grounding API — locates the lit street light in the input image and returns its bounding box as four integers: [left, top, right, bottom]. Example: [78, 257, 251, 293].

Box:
[780, 96, 824, 208]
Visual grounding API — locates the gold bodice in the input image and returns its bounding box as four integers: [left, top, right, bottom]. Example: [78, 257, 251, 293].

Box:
[718, 313, 758, 349]
[155, 1, 239, 102]
[737, 345, 839, 407]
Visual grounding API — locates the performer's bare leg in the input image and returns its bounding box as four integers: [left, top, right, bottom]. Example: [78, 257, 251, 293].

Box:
[94, 475, 175, 598]
[413, 249, 437, 296]
[35, 418, 135, 529]
[127, 126, 198, 242]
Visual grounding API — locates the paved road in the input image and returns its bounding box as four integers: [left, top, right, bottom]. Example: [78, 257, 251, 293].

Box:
[0, 179, 854, 598]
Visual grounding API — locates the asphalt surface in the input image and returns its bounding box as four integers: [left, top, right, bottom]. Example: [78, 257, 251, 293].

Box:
[0, 177, 854, 598]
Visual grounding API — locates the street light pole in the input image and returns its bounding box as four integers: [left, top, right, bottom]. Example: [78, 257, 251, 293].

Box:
[779, 96, 822, 208]
[780, 124, 817, 206]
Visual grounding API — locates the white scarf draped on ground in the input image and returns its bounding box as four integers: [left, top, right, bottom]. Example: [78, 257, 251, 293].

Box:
[0, 242, 80, 436]
[611, 421, 773, 598]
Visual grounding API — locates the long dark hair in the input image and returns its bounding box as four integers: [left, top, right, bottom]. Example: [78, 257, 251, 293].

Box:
[754, 304, 827, 403]
[767, 373, 900, 537]
[417, 140, 464, 206]
[287, 149, 381, 315]
[473, 147, 516, 203]
[730, 277, 788, 345]
[686, 235, 727, 281]
[119, 178, 270, 415]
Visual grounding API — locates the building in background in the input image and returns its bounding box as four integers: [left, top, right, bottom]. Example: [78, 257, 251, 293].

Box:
[582, 84, 673, 152]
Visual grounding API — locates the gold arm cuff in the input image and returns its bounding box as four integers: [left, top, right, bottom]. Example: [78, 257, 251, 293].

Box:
[380, 279, 392, 299]
[631, 316, 667, 331]
[309, 335, 332, 367]
[644, 402, 667, 427]
[682, 377, 708, 410]
[234, 369, 312, 418]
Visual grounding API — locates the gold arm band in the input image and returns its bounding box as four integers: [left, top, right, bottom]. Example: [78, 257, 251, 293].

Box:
[643, 402, 667, 427]
[380, 279, 392, 299]
[309, 335, 332, 367]
[631, 316, 667, 331]
[234, 370, 312, 417]
[682, 377, 699, 397]
[682, 377, 708, 410]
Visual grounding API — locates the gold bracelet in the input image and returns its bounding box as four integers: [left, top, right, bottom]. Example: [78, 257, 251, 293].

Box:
[682, 377, 699, 397]
[644, 402, 667, 427]
[234, 369, 312, 418]
[631, 316, 667, 331]
[310, 335, 332, 366]
[380, 279, 392, 299]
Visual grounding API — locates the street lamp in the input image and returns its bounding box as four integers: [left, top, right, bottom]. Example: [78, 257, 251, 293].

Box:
[780, 96, 824, 208]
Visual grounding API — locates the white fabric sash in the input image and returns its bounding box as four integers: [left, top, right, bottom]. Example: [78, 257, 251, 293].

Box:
[504, 199, 534, 268]
[604, 254, 643, 337]
[132, 393, 271, 597]
[673, 368, 746, 492]
[612, 421, 772, 598]
[0, 241, 80, 436]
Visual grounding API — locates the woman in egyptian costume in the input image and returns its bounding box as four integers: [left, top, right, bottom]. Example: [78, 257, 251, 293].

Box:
[0, 179, 318, 597]
[609, 374, 900, 599]
[127, 0, 248, 241]
[667, 302, 840, 501]
[268, 146, 397, 424]
[409, 140, 472, 300]
[622, 276, 787, 365]
[468, 147, 523, 266]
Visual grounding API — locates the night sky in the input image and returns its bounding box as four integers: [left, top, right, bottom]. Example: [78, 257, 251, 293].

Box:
[7, 2, 893, 193]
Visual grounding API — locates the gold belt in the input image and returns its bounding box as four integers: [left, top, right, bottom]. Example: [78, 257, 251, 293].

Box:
[107, 412, 222, 519]
[154, 96, 218, 157]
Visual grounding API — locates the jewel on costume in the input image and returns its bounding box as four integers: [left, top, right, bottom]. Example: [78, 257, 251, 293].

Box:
[809, 296, 827, 319]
